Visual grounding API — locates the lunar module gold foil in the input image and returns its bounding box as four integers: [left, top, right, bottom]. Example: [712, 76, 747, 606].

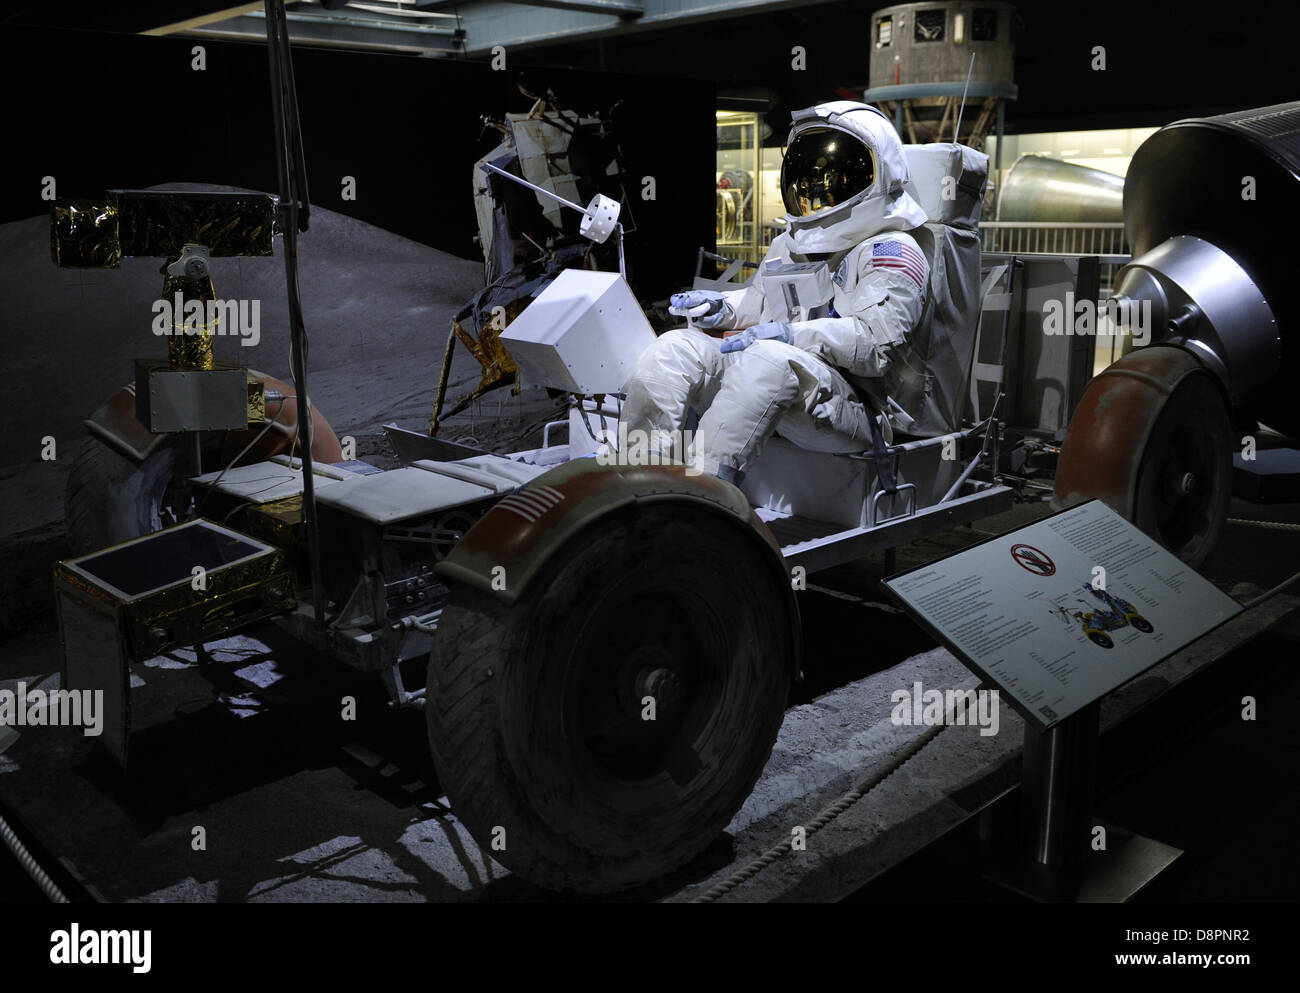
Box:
[49, 191, 278, 269]
[50, 202, 121, 268]
[116, 191, 277, 259]
[161, 270, 217, 370]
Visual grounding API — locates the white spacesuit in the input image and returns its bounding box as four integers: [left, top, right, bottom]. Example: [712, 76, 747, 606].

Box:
[620, 101, 933, 481]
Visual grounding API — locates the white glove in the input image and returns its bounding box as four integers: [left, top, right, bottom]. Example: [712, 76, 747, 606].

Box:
[669, 291, 730, 329]
[719, 321, 793, 354]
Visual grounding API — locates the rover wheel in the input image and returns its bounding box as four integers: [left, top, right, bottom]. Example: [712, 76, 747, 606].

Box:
[425, 501, 796, 894]
[64, 437, 183, 555]
[1131, 373, 1232, 568]
[1055, 347, 1231, 569]
[1130, 616, 1154, 633]
[65, 373, 342, 555]
[1088, 631, 1114, 649]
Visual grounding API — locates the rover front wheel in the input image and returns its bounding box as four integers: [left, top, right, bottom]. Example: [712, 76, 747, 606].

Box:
[425, 501, 796, 894]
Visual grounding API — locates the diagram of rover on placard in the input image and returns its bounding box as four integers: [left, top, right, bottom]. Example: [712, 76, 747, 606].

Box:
[1050, 584, 1156, 649]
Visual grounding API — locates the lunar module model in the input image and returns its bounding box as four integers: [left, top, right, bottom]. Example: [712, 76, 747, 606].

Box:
[429, 89, 631, 437]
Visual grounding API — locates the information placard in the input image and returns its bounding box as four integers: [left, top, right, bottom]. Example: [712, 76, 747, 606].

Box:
[884, 499, 1243, 729]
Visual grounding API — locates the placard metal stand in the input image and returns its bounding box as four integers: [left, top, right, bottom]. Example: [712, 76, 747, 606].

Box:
[978, 702, 1181, 902]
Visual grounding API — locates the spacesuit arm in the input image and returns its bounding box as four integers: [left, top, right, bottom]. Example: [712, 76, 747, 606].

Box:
[716, 284, 765, 330]
[788, 262, 926, 379]
[704, 237, 798, 331]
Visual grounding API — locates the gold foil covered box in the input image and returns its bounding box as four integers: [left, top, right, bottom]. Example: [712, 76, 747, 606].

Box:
[54, 520, 295, 766]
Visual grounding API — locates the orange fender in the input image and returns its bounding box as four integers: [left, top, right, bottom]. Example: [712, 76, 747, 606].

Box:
[83, 369, 342, 466]
[221, 370, 343, 466]
[1053, 345, 1210, 518]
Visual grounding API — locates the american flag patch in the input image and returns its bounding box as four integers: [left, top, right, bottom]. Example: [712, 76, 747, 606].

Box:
[496, 485, 565, 522]
[870, 239, 928, 291]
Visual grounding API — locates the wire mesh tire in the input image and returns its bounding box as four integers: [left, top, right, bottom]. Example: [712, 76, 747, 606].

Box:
[425, 501, 795, 895]
[1131, 372, 1232, 569]
[1056, 348, 1233, 570]
[64, 437, 181, 555]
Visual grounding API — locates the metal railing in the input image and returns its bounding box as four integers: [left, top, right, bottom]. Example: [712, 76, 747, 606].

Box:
[981, 222, 1130, 294]
[980, 221, 1128, 256]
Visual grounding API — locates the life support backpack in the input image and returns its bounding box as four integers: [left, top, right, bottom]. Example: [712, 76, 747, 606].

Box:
[889, 143, 989, 437]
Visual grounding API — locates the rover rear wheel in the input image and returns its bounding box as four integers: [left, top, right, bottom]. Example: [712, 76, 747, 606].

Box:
[1055, 347, 1232, 569]
[1131, 373, 1232, 568]
[425, 501, 796, 894]
[64, 437, 183, 555]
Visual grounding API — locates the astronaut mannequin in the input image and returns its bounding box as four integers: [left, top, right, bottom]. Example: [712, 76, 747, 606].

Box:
[619, 101, 932, 483]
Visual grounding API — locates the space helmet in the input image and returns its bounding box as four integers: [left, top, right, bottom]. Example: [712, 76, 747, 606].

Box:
[780, 101, 928, 253]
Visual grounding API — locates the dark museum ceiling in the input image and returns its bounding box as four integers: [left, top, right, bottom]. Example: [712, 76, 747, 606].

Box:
[6, 1, 1297, 137]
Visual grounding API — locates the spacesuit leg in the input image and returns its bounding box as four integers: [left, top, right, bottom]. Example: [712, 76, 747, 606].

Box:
[620, 327, 727, 461]
[693, 340, 877, 477]
[771, 358, 882, 453]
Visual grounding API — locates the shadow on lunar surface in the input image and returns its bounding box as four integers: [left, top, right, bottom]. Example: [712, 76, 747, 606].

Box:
[9, 575, 940, 902]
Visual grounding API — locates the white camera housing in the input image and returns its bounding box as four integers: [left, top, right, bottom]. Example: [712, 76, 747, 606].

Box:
[500, 268, 654, 395]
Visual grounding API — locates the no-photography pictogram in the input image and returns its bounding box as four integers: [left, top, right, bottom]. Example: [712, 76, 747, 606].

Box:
[1010, 543, 1056, 576]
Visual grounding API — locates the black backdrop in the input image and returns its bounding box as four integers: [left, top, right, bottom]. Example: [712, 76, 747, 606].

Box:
[0, 26, 716, 302]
